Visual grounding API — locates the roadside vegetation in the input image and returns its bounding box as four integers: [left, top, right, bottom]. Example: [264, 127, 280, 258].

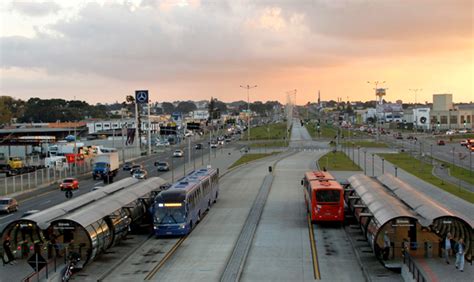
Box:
[434, 159, 474, 186]
[248, 122, 288, 141]
[305, 122, 338, 139]
[249, 140, 288, 148]
[339, 141, 388, 148]
[229, 153, 279, 169]
[318, 151, 362, 171]
[379, 153, 474, 203]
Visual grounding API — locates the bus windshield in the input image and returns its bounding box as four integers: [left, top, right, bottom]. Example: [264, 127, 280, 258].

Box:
[316, 190, 340, 203]
[156, 205, 186, 224]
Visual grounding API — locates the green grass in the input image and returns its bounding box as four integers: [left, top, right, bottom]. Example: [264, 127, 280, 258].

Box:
[249, 140, 288, 148]
[306, 122, 338, 139]
[379, 153, 474, 203]
[229, 153, 278, 169]
[434, 159, 474, 186]
[318, 151, 362, 171]
[248, 122, 288, 141]
[340, 141, 388, 148]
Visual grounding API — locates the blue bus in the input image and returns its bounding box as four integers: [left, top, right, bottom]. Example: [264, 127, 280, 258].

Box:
[152, 168, 219, 236]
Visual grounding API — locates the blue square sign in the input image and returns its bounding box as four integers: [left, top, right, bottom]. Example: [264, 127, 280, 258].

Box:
[135, 90, 149, 104]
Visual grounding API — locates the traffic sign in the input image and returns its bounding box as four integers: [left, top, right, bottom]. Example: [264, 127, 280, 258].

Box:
[135, 90, 149, 104]
[27, 253, 47, 272]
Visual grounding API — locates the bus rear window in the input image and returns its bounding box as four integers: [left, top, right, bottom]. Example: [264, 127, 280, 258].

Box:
[316, 190, 340, 203]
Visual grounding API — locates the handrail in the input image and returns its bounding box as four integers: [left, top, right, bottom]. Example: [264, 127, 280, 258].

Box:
[402, 252, 428, 282]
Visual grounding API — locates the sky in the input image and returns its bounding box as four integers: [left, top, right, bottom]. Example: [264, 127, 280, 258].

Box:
[0, 0, 473, 105]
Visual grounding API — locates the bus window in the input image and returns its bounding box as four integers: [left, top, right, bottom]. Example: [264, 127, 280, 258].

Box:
[316, 190, 340, 203]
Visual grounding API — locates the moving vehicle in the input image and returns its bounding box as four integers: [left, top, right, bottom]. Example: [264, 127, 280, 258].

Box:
[156, 140, 170, 147]
[173, 150, 184, 157]
[92, 152, 119, 182]
[123, 162, 135, 171]
[194, 143, 203, 150]
[437, 140, 446, 146]
[155, 161, 170, 172]
[0, 198, 18, 214]
[301, 171, 344, 223]
[151, 168, 219, 236]
[60, 178, 79, 191]
[210, 142, 218, 149]
[132, 169, 148, 179]
[130, 164, 143, 174]
[460, 140, 468, 147]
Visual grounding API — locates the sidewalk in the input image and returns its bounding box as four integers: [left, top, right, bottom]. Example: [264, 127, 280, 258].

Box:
[414, 255, 473, 282]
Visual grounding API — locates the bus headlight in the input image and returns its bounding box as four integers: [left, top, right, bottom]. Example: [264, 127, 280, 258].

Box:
[180, 224, 186, 229]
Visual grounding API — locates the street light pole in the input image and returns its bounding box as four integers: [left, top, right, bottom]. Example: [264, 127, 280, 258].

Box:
[240, 85, 258, 142]
[409, 88, 422, 133]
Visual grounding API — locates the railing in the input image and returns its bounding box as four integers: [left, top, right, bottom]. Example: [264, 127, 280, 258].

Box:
[403, 252, 428, 282]
[23, 255, 65, 282]
[0, 147, 142, 196]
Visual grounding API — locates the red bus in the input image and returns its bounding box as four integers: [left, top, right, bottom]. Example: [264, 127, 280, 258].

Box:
[302, 171, 344, 223]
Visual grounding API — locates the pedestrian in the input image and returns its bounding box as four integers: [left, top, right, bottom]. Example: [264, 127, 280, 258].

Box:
[444, 232, 452, 264]
[383, 231, 391, 260]
[454, 238, 466, 272]
[2, 237, 15, 265]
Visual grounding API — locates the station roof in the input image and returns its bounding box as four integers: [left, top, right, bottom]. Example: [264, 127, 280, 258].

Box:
[57, 177, 167, 228]
[21, 178, 139, 229]
[378, 174, 474, 228]
[348, 174, 417, 227]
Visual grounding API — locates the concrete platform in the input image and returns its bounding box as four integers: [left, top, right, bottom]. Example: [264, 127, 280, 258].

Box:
[415, 256, 473, 282]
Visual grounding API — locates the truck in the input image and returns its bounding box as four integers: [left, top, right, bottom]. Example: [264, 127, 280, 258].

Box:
[92, 152, 119, 183]
[0, 156, 25, 176]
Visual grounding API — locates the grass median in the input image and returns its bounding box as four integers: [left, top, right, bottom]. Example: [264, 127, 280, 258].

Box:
[434, 159, 474, 186]
[336, 141, 388, 148]
[318, 151, 362, 171]
[249, 140, 288, 148]
[229, 152, 279, 169]
[305, 122, 338, 139]
[249, 122, 288, 140]
[379, 153, 474, 203]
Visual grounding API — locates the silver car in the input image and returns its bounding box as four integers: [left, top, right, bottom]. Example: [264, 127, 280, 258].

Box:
[0, 198, 19, 213]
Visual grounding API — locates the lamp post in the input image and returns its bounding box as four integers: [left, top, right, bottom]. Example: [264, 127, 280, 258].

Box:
[367, 81, 386, 141]
[371, 153, 375, 176]
[364, 149, 367, 175]
[381, 158, 385, 174]
[409, 88, 422, 133]
[240, 85, 258, 142]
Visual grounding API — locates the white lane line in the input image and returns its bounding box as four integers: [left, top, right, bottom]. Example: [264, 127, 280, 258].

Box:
[41, 200, 51, 205]
[95, 182, 103, 186]
[0, 214, 14, 220]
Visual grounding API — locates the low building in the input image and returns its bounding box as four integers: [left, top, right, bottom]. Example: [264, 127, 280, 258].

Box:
[429, 94, 473, 130]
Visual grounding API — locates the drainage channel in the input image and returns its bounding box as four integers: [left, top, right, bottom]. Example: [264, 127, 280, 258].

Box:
[220, 173, 274, 282]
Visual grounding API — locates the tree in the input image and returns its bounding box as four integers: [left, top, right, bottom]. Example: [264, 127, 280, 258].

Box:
[161, 102, 175, 114]
[176, 101, 197, 113]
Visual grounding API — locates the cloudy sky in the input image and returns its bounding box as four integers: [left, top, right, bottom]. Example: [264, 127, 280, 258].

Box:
[0, 0, 472, 104]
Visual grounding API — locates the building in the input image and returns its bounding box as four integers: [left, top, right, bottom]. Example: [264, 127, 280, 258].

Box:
[429, 94, 473, 130]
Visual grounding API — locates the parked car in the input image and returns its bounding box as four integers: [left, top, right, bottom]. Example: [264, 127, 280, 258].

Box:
[194, 143, 203, 150]
[437, 140, 446, 146]
[445, 130, 456, 135]
[0, 198, 18, 213]
[132, 169, 148, 179]
[130, 164, 143, 174]
[173, 150, 184, 157]
[155, 161, 170, 171]
[21, 210, 40, 218]
[123, 162, 135, 171]
[60, 178, 79, 191]
[458, 129, 468, 134]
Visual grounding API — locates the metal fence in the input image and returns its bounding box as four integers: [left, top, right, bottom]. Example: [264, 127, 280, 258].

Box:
[0, 147, 142, 197]
[403, 253, 428, 282]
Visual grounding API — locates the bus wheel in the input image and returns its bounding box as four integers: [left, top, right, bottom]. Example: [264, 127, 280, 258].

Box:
[197, 211, 201, 223]
[207, 200, 211, 211]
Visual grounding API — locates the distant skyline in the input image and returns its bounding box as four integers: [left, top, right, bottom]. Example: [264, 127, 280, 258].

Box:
[1, 0, 473, 105]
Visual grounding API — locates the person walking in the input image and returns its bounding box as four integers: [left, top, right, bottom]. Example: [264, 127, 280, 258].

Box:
[383, 231, 391, 260]
[454, 238, 466, 272]
[444, 233, 452, 264]
[2, 237, 15, 265]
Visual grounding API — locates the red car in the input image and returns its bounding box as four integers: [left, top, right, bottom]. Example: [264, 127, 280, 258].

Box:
[60, 178, 79, 191]
[437, 140, 445, 146]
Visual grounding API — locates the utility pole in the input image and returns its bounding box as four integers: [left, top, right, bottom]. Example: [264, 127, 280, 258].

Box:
[147, 100, 151, 156]
[409, 88, 423, 133]
[367, 81, 386, 141]
[240, 85, 258, 142]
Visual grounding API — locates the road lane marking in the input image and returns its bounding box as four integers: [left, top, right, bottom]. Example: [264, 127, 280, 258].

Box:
[41, 200, 51, 205]
[307, 214, 321, 280]
[144, 236, 187, 280]
[0, 214, 14, 220]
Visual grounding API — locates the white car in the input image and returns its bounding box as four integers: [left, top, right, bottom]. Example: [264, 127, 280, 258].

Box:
[445, 130, 456, 135]
[156, 140, 170, 147]
[173, 149, 184, 157]
[458, 129, 468, 134]
[210, 143, 218, 148]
